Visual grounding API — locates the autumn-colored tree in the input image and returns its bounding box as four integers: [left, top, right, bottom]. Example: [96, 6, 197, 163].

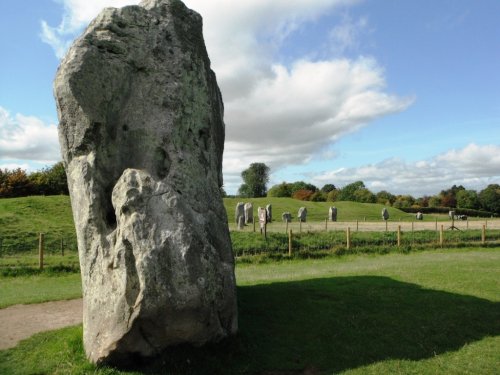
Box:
[292, 189, 314, 201]
[2, 168, 32, 197]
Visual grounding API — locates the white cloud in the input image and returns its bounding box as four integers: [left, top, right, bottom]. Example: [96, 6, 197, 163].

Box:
[312, 143, 500, 196]
[40, 0, 413, 194]
[328, 14, 370, 55]
[0, 107, 60, 163]
[223, 58, 412, 169]
[0, 162, 31, 171]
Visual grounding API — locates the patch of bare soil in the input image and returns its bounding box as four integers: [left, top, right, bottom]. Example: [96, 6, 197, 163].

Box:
[0, 298, 82, 350]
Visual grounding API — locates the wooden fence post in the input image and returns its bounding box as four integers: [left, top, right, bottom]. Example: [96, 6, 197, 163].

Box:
[288, 229, 293, 256]
[397, 225, 401, 247]
[346, 227, 351, 250]
[482, 225, 486, 244]
[325, 218, 328, 231]
[39, 233, 45, 270]
[385, 220, 388, 232]
[299, 220, 302, 233]
[356, 220, 359, 232]
[285, 220, 288, 233]
[439, 225, 444, 247]
[435, 219, 438, 232]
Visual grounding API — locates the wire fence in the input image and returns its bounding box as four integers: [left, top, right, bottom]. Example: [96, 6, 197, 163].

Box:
[228, 217, 500, 233]
[0, 234, 78, 257]
[230, 219, 500, 258]
[1, 219, 499, 266]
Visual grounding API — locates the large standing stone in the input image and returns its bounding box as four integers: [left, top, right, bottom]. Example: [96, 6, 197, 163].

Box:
[382, 208, 389, 221]
[54, 0, 237, 365]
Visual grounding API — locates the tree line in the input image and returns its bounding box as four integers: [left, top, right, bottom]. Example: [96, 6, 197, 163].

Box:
[237, 163, 500, 215]
[0, 162, 68, 198]
[2, 162, 499, 216]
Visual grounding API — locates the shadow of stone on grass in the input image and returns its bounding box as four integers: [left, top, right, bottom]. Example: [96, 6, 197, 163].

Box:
[126, 276, 499, 374]
[235, 276, 500, 374]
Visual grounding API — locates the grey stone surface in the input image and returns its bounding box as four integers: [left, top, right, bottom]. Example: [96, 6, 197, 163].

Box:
[237, 215, 245, 230]
[329, 206, 337, 222]
[416, 212, 423, 220]
[298, 207, 307, 222]
[266, 204, 272, 222]
[244, 202, 253, 224]
[382, 208, 389, 221]
[54, 0, 237, 365]
[235, 202, 245, 225]
[258, 207, 267, 229]
[282, 212, 292, 222]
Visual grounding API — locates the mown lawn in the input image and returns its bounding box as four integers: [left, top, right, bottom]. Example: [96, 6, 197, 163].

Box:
[0, 247, 499, 374]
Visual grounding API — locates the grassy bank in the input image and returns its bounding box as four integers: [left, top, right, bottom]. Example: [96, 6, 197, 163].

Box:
[0, 248, 498, 374]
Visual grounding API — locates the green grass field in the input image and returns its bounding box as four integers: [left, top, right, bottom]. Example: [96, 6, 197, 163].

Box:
[0, 195, 456, 256]
[0, 248, 498, 374]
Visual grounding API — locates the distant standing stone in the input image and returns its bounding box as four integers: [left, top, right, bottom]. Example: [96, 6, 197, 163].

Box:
[258, 207, 267, 230]
[266, 204, 272, 222]
[244, 202, 253, 224]
[382, 208, 389, 221]
[298, 207, 307, 222]
[235, 202, 245, 225]
[282, 212, 292, 222]
[329, 206, 337, 222]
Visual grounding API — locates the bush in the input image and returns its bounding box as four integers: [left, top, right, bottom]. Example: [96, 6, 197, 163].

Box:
[310, 191, 327, 202]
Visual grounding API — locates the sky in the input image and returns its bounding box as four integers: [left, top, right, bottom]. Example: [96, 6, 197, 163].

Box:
[0, 0, 499, 197]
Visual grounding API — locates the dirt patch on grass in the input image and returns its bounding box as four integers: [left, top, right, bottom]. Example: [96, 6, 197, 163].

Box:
[0, 298, 82, 350]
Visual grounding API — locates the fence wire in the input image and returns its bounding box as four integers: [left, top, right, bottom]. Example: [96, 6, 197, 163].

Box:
[1, 220, 499, 261]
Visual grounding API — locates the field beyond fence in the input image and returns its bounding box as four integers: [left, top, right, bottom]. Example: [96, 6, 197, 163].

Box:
[231, 219, 500, 258]
[1, 218, 499, 272]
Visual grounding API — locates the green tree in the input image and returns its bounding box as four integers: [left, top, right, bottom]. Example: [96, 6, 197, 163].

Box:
[376, 190, 395, 205]
[337, 181, 365, 201]
[353, 188, 376, 203]
[238, 163, 270, 198]
[45, 162, 68, 195]
[290, 181, 318, 195]
[310, 191, 327, 202]
[456, 189, 480, 210]
[267, 182, 292, 197]
[428, 195, 441, 208]
[478, 184, 500, 214]
[28, 162, 68, 195]
[320, 184, 336, 193]
[393, 195, 415, 209]
[327, 189, 339, 202]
